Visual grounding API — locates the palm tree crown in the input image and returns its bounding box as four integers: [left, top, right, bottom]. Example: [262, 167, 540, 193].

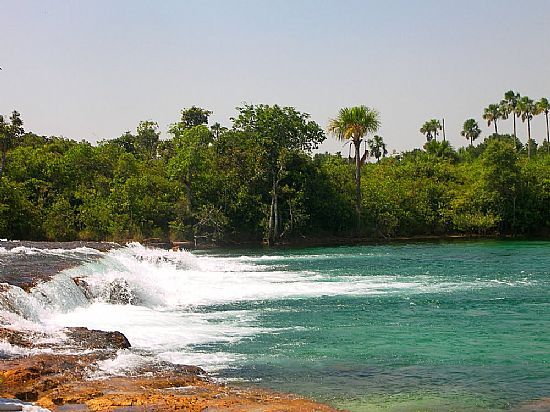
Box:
[419, 119, 442, 141]
[500, 90, 521, 138]
[461, 118, 482, 146]
[367, 135, 387, 162]
[327, 106, 381, 144]
[483, 104, 502, 134]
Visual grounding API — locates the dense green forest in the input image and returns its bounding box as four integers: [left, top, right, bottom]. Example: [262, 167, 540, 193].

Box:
[0, 92, 549, 244]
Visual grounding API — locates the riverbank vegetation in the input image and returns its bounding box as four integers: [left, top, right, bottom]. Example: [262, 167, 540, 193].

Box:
[0, 91, 548, 243]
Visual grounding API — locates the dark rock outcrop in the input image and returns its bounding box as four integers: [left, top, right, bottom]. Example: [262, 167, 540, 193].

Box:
[0, 240, 119, 291]
[0, 326, 131, 352]
[65, 327, 131, 350]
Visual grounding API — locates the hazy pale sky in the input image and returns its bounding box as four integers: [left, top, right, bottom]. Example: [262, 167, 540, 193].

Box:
[1, 0, 549, 153]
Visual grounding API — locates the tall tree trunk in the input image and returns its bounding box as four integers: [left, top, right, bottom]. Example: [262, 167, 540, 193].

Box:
[354, 139, 362, 233]
[527, 117, 531, 159]
[268, 179, 279, 244]
[268, 197, 274, 243]
[546, 111, 549, 153]
[513, 113, 517, 139]
[184, 172, 192, 214]
[494, 121, 498, 135]
[0, 148, 5, 179]
[274, 187, 279, 240]
[360, 144, 368, 165]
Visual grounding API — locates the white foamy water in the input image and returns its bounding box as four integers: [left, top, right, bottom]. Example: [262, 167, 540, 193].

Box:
[0, 245, 103, 257]
[0, 242, 529, 375]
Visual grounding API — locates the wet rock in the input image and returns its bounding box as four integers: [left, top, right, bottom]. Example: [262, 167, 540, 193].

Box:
[0, 240, 119, 291]
[0, 399, 23, 411]
[72, 278, 93, 300]
[0, 241, 119, 253]
[65, 327, 131, 350]
[142, 238, 172, 250]
[0, 351, 339, 412]
[0, 326, 131, 354]
[107, 279, 135, 305]
[0, 353, 101, 403]
[0, 328, 34, 349]
[13, 391, 37, 403]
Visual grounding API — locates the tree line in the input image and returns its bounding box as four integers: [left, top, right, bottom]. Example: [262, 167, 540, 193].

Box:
[0, 98, 548, 244]
[420, 90, 550, 156]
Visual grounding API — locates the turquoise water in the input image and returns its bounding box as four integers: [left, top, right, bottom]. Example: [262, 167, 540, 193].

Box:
[3, 240, 547, 411]
[195, 241, 550, 411]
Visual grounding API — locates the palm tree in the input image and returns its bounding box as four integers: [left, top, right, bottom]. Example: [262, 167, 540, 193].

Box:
[517, 96, 536, 158]
[328, 106, 381, 231]
[420, 119, 442, 142]
[501, 90, 520, 138]
[367, 135, 387, 162]
[536, 97, 549, 152]
[483, 104, 501, 134]
[461, 118, 482, 146]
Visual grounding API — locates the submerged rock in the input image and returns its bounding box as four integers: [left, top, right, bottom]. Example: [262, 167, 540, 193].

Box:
[516, 397, 550, 411]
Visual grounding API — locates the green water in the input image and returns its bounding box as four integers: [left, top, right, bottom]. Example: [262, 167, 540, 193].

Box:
[198, 241, 549, 411]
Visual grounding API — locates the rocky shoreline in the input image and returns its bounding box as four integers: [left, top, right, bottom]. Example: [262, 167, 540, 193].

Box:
[0, 326, 339, 411]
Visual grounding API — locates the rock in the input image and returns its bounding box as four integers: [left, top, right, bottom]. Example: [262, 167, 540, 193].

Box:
[0, 240, 119, 292]
[0, 328, 34, 349]
[0, 241, 119, 253]
[0, 400, 23, 411]
[0, 353, 101, 403]
[0, 326, 131, 354]
[107, 279, 135, 305]
[0, 351, 340, 411]
[65, 327, 131, 350]
[72, 278, 93, 300]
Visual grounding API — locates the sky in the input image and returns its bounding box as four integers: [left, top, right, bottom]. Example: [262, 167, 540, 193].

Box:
[1, 0, 550, 153]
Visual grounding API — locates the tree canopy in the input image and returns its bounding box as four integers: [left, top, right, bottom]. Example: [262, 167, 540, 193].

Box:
[0, 95, 548, 243]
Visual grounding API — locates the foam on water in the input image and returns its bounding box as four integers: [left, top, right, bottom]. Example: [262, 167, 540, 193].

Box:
[0, 245, 102, 257]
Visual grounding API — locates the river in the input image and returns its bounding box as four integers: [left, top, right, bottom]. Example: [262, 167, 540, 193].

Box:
[0, 240, 548, 411]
